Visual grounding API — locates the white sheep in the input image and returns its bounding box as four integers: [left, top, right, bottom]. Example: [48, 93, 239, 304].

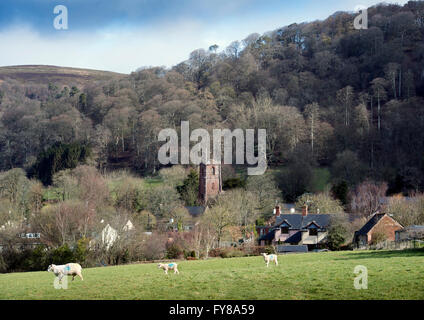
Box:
[47, 263, 84, 282]
[158, 263, 179, 274]
[262, 253, 278, 267]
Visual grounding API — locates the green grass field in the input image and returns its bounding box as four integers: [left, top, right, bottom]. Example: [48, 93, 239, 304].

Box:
[1, 249, 423, 300]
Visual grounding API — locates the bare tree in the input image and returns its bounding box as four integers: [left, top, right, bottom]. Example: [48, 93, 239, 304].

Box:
[349, 180, 388, 218]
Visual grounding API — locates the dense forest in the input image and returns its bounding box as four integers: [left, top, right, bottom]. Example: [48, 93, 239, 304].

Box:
[0, 1, 424, 201]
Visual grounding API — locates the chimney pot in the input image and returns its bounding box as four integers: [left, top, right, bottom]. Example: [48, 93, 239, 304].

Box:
[302, 205, 308, 216]
[275, 205, 281, 217]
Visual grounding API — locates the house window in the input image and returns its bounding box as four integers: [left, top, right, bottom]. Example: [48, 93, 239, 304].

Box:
[309, 228, 318, 236]
[281, 227, 289, 234]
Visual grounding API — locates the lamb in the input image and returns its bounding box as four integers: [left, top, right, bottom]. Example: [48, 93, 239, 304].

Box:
[262, 253, 278, 267]
[47, 263, 84, 282]
[158, 263, 179, 274]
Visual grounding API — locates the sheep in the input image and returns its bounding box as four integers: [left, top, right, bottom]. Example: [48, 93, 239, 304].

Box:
[47, 263, 84, 282]
[158, 263, 179, 274]
[262, 253, 278, 267]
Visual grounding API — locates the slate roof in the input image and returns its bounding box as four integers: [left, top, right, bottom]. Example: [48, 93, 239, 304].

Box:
[275, 214, 332, 230]
[396, 225, 424, 233]
[185, 206, 206, 217]
[355, 213, 386, 236]
[258, 229, 276, 241]
[405, 225, 424, 230]
[284, 231, 302, 244]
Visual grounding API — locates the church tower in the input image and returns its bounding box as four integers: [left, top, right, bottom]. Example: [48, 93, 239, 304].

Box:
[198, 163, 222, 204]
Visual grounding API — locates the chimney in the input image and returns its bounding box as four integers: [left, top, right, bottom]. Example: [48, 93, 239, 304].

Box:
[302, 205, 308, 217]
[274, 205, 281, 217]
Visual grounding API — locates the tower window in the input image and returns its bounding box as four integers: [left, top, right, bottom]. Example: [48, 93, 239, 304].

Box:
[212, 167, 216, 175]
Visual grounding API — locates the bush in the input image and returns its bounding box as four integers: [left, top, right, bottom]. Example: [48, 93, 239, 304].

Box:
[49, 244, 74, 265]
[371, 232, 387, 245]
[186, 256, 197, 261]
[327, 224, 347, 251]
[73, 238, 89, 266]
[243, 246, 267, 256]
[264, 246, 276, 254]
[209, 247, 253, 259]
[0, 254, 7, 273]
[26, 245, 49, 271]
[184, 250, 196, 259]
[166, 244, 184, 259]
[223, 178, 246, 190]
[142, 234, 166, 260]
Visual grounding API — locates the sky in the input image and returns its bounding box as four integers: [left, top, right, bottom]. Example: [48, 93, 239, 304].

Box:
[0, 0, 410, 74]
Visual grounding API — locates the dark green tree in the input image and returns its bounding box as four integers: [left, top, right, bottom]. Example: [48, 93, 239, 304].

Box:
[29, 142, 91, 185]
[177, 169, 199, 206]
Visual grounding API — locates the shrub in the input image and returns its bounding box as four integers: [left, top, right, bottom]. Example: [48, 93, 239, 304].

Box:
[49, 244, 74, 265]
[73, 238, 89, 266]
[327, 224, 348, 251]
[26, 245, 49, 271]
[0, 254, 7, 273]
[225, 249, 245, 258]
[142, 234, 166, 260]
[186, 256, 197, 261]
[371, 231, 387, 245]
[264, 246, 276, 254]
[184, 250, 196, 259]
[223, 178, 246, 190]
[166, 244, 184, 259]
[243, 246, 265, 256]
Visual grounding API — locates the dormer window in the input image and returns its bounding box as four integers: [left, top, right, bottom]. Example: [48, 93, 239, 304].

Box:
[281, 227, 289, 234]
[307, 222, 319, 236]
[279, 221, 291, 234]
[309, 228, 318, 236]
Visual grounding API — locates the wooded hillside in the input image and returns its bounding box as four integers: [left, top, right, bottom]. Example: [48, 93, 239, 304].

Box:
[0, 1, 423, 198]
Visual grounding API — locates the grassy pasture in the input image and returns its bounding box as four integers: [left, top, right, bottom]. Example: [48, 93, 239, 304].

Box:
[0, 249, 423, 300]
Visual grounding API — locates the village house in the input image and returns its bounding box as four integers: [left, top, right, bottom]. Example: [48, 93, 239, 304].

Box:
[353, 213, 403, 247]
[89, 219, 135, 250]
[258, 205, 333, 252]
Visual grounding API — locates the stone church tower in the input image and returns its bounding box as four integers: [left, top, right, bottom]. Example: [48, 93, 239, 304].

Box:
[198, 162, 222, 204]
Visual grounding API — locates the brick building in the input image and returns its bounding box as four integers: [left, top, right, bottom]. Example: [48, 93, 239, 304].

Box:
[353, 213, 403, 246]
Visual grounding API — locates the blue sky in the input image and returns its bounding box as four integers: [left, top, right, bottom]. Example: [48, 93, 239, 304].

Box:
[0, 0, 409, 73]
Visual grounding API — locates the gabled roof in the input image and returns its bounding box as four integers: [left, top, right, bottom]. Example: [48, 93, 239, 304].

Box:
[305, 221, 321, 229]
[275, 214, 331, 230]
[355, 213, 400, 236]
[279, 219, 292, 228]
